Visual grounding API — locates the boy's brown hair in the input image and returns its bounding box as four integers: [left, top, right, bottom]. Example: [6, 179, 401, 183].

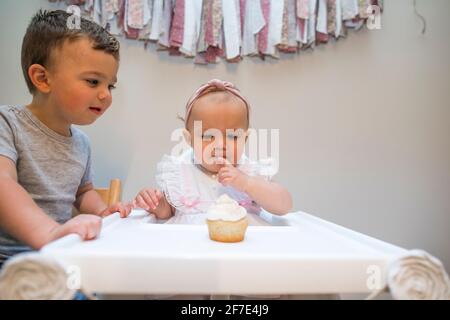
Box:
[21, 9, 120, 94]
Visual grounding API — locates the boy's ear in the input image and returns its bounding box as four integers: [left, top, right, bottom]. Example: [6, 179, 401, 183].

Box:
[28, 64, 51, 94]
[182, 129, 192, 146]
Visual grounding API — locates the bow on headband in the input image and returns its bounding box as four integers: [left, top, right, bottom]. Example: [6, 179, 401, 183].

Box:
[184, 79, 250, 128]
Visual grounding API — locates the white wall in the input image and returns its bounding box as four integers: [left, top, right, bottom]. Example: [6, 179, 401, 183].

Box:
[1, 0, 449, 271]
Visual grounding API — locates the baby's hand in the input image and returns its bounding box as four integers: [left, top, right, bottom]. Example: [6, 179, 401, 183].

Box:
[135, 188, 164, 212]
[49, 214, 102, 242]
[100, 201, 134, 218]
[218, 163, 250, 192]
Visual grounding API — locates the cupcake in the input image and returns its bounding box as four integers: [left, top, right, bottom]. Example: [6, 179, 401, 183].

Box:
[206, 194, 248, 243]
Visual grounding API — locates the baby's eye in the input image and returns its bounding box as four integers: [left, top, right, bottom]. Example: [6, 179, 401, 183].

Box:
[202, 134, 214, 140]
[108, 84, 116, 91]
[86, 79, 99, 86]
[227, 134, 239, 140]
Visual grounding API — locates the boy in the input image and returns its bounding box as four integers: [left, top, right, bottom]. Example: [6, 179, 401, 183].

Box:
[0, 10, 132, 267]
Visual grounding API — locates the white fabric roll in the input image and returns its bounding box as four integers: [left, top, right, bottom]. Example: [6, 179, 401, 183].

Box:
[387, 250, 450, 300]
[0, 253, 75, 300]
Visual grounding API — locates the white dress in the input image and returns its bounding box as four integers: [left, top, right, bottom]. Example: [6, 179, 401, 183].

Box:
[155, 148, 276, 225]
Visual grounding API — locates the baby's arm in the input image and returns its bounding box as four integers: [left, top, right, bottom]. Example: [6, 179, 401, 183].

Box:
[134, 188, 174, 220]
[0, 156, 102, 249]
[218, 164, 293, 215]
[243, 176, 293, 215]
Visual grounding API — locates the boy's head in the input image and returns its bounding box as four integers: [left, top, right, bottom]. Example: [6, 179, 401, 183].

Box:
[22, 10, 120, 125]
[183, 79, 250, 173]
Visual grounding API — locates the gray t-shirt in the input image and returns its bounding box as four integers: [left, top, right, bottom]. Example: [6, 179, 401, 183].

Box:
[0, 105, 93, 256]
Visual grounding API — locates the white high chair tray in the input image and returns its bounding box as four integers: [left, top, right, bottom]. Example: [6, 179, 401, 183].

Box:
[41, 210, 407, 295]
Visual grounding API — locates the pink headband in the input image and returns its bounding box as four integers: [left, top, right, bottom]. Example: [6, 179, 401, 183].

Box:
[185, 79, 250, 128]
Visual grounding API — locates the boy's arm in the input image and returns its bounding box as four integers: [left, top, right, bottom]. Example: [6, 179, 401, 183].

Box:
[0, 157, 59, 249]
[0, 156, 101, 249]
[74, 185, 134, 218]
[74, 184, 107, 216]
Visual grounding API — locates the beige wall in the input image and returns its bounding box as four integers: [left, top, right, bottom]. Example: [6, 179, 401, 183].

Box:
[1, 0, 449, 271]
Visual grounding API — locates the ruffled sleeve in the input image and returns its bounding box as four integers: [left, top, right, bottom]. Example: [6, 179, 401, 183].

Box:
[155, 150, 206, 214]
[155, 154, 177, 192]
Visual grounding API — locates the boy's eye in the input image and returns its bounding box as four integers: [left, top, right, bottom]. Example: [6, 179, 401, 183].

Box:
[108, 84, 116, 91]
[86, 79, 99, 86]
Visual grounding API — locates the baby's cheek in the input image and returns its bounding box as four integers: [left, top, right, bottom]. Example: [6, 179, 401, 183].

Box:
[202, 141, 217, 158]
[192, 143, 209, 165]
[192, 147, 203, 165]
[227, 142, 243, 165]
[198, 142, 211, 162]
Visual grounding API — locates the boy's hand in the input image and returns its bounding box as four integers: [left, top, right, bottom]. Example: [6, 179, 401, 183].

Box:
[100, 201, 134, 218]
[218, 162, 250, 192]
[135, 188, 164, 212]
[49, 214, 102, 242]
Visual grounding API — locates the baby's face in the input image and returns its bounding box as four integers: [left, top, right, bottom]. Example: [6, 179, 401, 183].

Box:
[187, 92, 249, 174]
[45, 37, 119, 125]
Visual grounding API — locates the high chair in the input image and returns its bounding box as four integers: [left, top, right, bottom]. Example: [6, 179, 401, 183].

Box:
[94, 179, 122, 206]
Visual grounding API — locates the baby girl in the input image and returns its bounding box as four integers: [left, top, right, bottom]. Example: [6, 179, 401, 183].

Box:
[134, 79, 292, 223]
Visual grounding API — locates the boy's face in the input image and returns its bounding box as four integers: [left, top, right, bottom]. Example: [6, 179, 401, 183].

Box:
[46, 37, 119, 125]
[187, 93, 249, 174]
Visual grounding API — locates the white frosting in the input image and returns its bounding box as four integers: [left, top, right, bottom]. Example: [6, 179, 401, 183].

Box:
[207, 194, 247, 221]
